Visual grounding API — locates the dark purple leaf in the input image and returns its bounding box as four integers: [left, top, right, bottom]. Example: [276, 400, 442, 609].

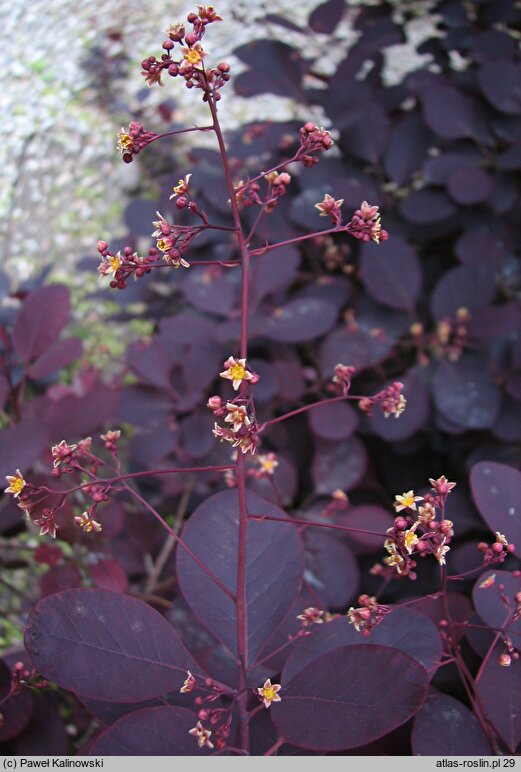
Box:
[289, 187, 332, 230]
[476, 650, 521, 753]
[182, 268, 236, 316]
[412, 592, 473, 643]
[412, 690, 492, 755]
[24, 589, 200, 702]
[27, 337, 83, 380]
[88, 706, 206, 755]
[304, 531, 359, 609]
[0, 418, 49, 480]
[506, 373, 521, 400]
[283, 610, 442, 684]
[472, 570, 521, 634]
[340, 504, 394, 551]
[467, 303, 521, 343]
[423, 150, 482, 186]
[341, 102, 389, 164]
[90, 559, 128, 593]
[447, 167, 493, 205]
[13, 696, 68, 755]
[320, 322, 397, 376]
[399, 189, 457, 225]
[126, 339, 173, 390]
[383, 114, 431, 186]
[233, 40, 304, 99]
[40, 563, 82, 598]
[176, 489, 304, 664]
[42, 383, 121, 441]
[309, 0, 345, 33]
[360, 237, 422, 311]
[369, 374, 430, 441]
[455, 230, 502, 267]
[308, 400, 359, 441]
[258, 298, 337, 343]
[493, 396, 521, 442]
[489, 171, 518, 214]
[178, 413, 214, 459]
[422, 86, 483, 140]
[159, 312, 216, 345]
[0, 660, 34, 741]
[247, 454, 298, 507]
[183, 341, 223, 390]
[13, 285, 70, 362]
[0, 375, 9, 411]
[479, 62, 521, 114]
[312, 436, 368, 495]
[124, 199, 159, 236]
[433, 357, 501, 429]
[430, 264, 496, 320]
[273, 644, 428, 751]
[470, 463, 521, 555]
[251, 247, 300, 305]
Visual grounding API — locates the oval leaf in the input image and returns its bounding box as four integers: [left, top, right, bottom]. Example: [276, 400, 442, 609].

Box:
[412, 690, 492, 755]
[283, 610, 442, 684]
[27, 337, 83, 380]
[308, 400, 359, 441]
[476, 651, 521, 753]
[470, 462, 521, 554]
[312, 436, 368, 494]
[260, 298, 337, 343]
[472, 570, 521, 634]
[88, 706, 206, 756]
[360, 237, 422, 311]
[176, 490, 304, 665]
[273, 644, 428, 751]
[24, 590, 200, 702]
[433, 358, 501, 429]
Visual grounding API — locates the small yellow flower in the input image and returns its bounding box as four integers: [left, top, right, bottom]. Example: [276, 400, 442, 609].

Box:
[314, 193, 344, 216]
[224, 403, 250, 432]
[495, 532, 508, 546]
[189, 721, 214, 749]
[117, 129, 133, 153]
[181, 43, 206, 67]
[74, 513, 102, 534]
[180, 670, 196, 693]
[404, 527, 419, 554]
[257, 453, 279, 475]
[434, 539, 450, 566]
[170, 173, 192, 199]
[219, 356, 254, 391]
[479, 573, 496, 589]
[5, 469, 26, 497]
[394, 490, 423, 512]
[257, 678, 281, 708]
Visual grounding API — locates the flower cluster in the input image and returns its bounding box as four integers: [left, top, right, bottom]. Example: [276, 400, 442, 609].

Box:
[376, 477, 458, 579]
[4, 433, 119, 538]
[117, 122, 158, 163]
[97, 242, 159, 288]
[359, 381, 407, 419]
[151, 212, 197, 268]
[347, 595, 390, 637]
[141, 6, 230, 100]
[410, 307, 470, 366]
[209, 397, 259, 455]
[297, 122, 334, 167]
[331, 363, 356, 395]
[477, 532, 516, 567]
[181, 672, 232, 752]
[346, 201, 388, 244]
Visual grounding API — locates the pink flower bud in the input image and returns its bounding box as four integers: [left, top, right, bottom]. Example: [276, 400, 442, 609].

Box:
[97, 241, 108, 253]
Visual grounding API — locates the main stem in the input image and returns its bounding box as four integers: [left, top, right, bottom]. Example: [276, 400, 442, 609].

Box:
[207, 90, 251, 754]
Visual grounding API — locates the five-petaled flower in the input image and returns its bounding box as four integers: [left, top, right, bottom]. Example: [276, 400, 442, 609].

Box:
[51, 440, 78, 468]
[189, 721, 214, 749]
[394, 490, 423, 512]
[256, 453, 279, 475]
[98, 252, 122, 278]
[257, 678, 281, 708]
[403, 527, 419, 554]
[219, 356, 254, 390]
[181, 42, 206, 67]
[5, 469, 26, 497]
[170, 174, 192, 199]
[224, 403, 250, 432]
[180, 670, 196, 693]
[75, 513, 102, 534]
[297, 607, 324, 626]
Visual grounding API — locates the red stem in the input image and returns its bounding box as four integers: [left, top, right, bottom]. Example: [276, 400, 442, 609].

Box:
[207, 85, 251, 755]
[247, 512, 390, 539]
